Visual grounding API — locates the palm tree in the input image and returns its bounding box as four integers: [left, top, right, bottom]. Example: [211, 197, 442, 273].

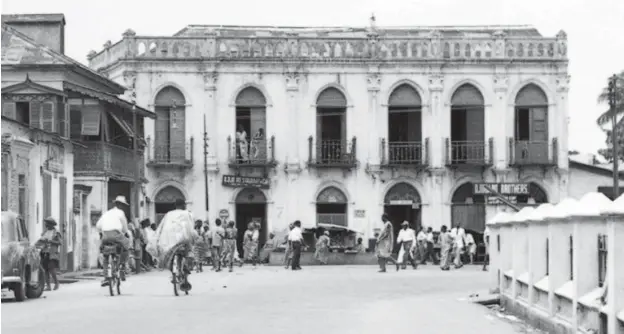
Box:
[596, 71, 624, 162]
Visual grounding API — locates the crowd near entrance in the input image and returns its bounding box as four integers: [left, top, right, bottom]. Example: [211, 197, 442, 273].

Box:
[235, 187, 267, 255]
[383, 182, 422, 253]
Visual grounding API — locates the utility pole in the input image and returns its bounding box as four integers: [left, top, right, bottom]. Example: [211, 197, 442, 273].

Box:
[608, 74, 620, 198]
[203, 114, 209, 213]
[132, 103, 140, 219]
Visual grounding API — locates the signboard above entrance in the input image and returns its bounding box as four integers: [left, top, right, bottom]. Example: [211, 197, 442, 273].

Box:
[222, 175, 270, 189]
[473, 183, 530, 196]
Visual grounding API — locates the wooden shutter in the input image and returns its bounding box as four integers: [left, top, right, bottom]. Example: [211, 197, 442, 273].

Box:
[57, 101, 67, 137]
[41, 101, 55, 132]
[340, 113, 347, 153]
[316, 114, 323, 160]
[169, 107, 185, 161]
[59, 176, 67, 270]
[2, 102, 16, 119]
[465, 108, 484, 142]
[42, 173, 52, 218]
[407, 111, 421, 142]
[154, 107, 170, 161]
[529, 108, 549, 163]
[30, 101, 42, 129]
[81, 105, 101, 136]
[70, 106, 82, 139]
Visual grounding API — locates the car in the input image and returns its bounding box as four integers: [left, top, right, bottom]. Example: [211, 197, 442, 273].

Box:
[1, 211, 45, 301]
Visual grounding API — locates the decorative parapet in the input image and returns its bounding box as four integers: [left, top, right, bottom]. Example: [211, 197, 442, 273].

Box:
[88, 26, 569, 71]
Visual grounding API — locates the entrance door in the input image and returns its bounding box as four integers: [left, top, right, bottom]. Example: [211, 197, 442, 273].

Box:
[384, 205, 421, 254]
[234, 188, 268, 258]
[154, 186, 185, 225]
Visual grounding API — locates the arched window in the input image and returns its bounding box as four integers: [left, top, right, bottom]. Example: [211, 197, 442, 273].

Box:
[451, 182, 486, 232]
[154, 185, 185, 225]
[513, 84, 549, 164]
[154, 86, 186, 163]
[315, 88, 347, 163]
[234, 87, 267, 164]
[316, 186, 348, 226]
[450, 84, 485, 164]
[516, 182, 548, 206]
[383, 182, 422, 240]
[387, 84, 422, 164]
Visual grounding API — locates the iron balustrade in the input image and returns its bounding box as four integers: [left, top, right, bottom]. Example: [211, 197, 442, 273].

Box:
[598, 234, 608, 287]
[227, 135, 276, 166]
[146, 137, 194, 167]
[308, 137, 357, 167]
[381, 138, 429, 165]
[445, 138, 493, 165]
[74, 142, 145, 179]
[508, 137, 559, 166]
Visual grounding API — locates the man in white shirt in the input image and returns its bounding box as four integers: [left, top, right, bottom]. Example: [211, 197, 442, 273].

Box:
[416, 226, 427, 264]
[396, 221, 417, 269]
[450, 224, 466, 268]
[96, 196, 131, 286]
[288, 220, 304, 270]
[424, 227, 435, 264]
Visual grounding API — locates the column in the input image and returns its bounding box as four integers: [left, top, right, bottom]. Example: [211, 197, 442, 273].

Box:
[285, 71, 302, 165]
[556, 74, 570, 169]
[428, 74, 445, 227]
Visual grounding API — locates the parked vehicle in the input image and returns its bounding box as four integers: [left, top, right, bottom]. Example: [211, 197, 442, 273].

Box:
[1, 211, 45, 301]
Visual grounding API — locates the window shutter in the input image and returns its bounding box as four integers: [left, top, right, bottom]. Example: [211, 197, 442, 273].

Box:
[64, 102, 70, 138]
[2, 102, 16, 119]
[70, 106, 82, 139]
[41, 101, 55, 132]
[30, 101, 42, 129]
[57, 101, 66, 137]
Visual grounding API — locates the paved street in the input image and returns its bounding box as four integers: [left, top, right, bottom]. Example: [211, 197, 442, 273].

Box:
[2, 265, 526, 334]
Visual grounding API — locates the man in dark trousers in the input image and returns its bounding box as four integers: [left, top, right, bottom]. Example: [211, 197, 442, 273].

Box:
[288, 220, 304, 270]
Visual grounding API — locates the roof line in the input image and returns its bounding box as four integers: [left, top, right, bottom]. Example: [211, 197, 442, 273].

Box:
[181, 24, 536, 30]
[569, 159, 624, 178]
[1, 23, 126, 93]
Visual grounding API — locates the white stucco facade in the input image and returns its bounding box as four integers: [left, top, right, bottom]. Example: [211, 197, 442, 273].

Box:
[89, 24, 571, 239]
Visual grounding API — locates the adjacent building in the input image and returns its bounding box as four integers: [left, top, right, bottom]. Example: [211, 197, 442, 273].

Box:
[88, 21, 571, 244]
[1, 14, 153, 270]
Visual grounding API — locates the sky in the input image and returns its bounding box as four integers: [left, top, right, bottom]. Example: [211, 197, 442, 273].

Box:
[2, 0, 623, 156]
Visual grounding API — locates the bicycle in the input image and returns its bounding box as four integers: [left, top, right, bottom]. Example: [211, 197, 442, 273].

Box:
[101, 242, 122, 296]
[171, 248, 191, 296]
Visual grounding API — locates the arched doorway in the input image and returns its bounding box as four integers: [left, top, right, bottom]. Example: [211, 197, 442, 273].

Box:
[517, 182, 549, 206]
[235, 87, 267, 163]
[235, 187, 267, 255]
[316, 186, 348, 226]
[450, 84, 485, 164]
[514, 84, 549, 164]
[451, 182, 486, 233]
[387, 84, 423, 164]
[316, 88, 347, 163]
[384, 182, 422, 253]
[154, 86, 186, 163]
[154, 186, 185, 225]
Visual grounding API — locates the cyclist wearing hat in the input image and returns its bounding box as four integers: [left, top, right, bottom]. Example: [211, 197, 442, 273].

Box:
[96, 195, 131, 286]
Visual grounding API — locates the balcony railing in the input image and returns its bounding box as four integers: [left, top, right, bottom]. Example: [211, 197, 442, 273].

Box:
[227, 135, 276, 167]
[74, 142, 145, 180]
[508, 138, 558, 166]
[308, 137, 357, 168]
[380, 138, 429, 167]
[146, 137, 193, 168]
[445, 138, 494, 166]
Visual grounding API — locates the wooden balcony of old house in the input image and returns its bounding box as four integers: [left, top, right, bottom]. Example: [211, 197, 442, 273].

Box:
[227, 135, 276, 169]
[307, 136, 357, 170]
[380, 138, 429, 169]
[508, 137, 559, 170]
[445, 137, 494, 168]
[145, 136, 194, 169]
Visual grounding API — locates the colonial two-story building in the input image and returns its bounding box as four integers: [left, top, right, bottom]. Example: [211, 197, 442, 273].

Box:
[1, 14, 154, 270]
[88, 21, 570, 245]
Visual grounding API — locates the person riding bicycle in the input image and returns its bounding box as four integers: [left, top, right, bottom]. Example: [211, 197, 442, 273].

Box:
[146, 199, 196, 282]
[96, 196, 132, 287]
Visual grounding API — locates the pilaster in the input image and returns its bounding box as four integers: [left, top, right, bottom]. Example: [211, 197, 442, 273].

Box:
[428, 74, 444, 168]
[284, 70, 303, 169]
[203, 71, 219, 161]
[493, 70, 509, 169]
[367, 69, 381, 164]
[555, 74, 570, 170]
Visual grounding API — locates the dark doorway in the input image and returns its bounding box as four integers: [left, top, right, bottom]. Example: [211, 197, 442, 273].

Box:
[154, 186, 185, 226]
[235, 203, 267, 256]
[384, 205, 421, 254]
[234, 187, 268, 256]
[449, 84, 485, 164]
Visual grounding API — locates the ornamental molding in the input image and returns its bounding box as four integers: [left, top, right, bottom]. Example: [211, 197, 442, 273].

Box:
[203, 71, 218, 91]
[366, 73, 381, 92]
[493, 75, 509, 93]
[122, 71, 137, 102]
[556, 75, 570, 93]
[284, 72, 301, 91]
[428, 75, 444, 92]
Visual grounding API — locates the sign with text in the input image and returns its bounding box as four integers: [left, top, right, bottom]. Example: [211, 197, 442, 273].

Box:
[473, 183, 530, 196]
[222, 175, 270, 189]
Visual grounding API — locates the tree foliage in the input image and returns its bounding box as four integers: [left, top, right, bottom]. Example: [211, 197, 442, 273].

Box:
[597, 71, 624, 162]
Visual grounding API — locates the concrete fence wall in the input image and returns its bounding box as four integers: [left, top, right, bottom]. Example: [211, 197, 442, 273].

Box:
[487, 192, 624, 334]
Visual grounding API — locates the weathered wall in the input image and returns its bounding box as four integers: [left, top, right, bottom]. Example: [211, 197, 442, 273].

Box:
[568, 163, 623, 200]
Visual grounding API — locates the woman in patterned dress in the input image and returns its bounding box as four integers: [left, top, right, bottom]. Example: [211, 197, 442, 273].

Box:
[439, 225, 453, 271]
[283, 223, 294, 269]
[221, 221, 238, 272]
[314, 230, 331, 265]
[376, 213, 399, 273]
[192, 220, 207, 272]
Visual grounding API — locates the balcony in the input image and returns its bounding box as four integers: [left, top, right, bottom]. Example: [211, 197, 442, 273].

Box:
[227, 135, 276, 168]
[308, 137, 357, 169]
[445, 138, 494, 167]
[74, 142, 145, 180]
[509, 138, 558, 166]
[380, 138, 429, 168]
[145, 137, 194, 169]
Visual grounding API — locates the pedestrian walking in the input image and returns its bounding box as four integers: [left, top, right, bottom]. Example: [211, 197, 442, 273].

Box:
[288, 220, 304, 270]
[283, 223, 295, 269]
[211, 219, 225, 272]
[376, 214, 399, 272]
[396, 221, 417, 270]
[482, 226, 490, 271]
[416, 226, 427, 264]
[193, 220, 207, 272]
[439, 225, 453, 270]
[314, 230, 331, 265]
[465, 232, 476, 264]
[450, 224, 466, 269]
[203, 224, 212, 266]
[36, 217, 62, 291]
[243, 222, 259, 266]
[222, 221, 238, 272]
[422, 227, 435, 264]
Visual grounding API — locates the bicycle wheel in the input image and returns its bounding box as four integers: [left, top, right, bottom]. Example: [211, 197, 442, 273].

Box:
[108, 256, 115, 296]
[172, 255, 180, 296]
